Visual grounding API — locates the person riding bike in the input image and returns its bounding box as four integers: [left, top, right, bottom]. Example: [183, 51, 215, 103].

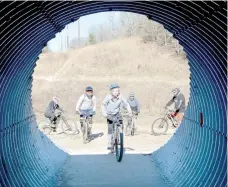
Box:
[76, 86, 96, 135]
[101, 84, 132, 150]
[44, 96, 64, 132]
[127, 92, 140, 132]
[165, 88, 186, 125]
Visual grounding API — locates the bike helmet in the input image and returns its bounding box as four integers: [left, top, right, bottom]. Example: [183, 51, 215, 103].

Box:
[85, 86, 93, 91]
[109, 84, 120, 91]
[172, 88, 180, 96]
[53, 96, 60, 104]
[129, 92, 135, 97]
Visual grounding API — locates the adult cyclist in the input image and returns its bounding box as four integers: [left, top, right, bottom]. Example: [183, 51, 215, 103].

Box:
[101, 84, 132, 150]
[165, 88, 186, 125]
[76, 86, 96, 135]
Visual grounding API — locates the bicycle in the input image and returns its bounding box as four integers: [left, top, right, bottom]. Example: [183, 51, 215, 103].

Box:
[151, 109, 178, 135]
[77, 111, 94, 144]
[124, 111, 138, 136]
[42, 111, 79, 135]
[108, 114, 124, 162]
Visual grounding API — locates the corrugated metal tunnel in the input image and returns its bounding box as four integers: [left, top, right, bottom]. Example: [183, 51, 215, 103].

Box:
[0, 1, 227, 187]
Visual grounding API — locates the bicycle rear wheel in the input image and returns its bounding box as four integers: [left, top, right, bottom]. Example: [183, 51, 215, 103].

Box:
[151, 118, 168, 135]
[42, 124, 52, 135]
[115, 126, 124, 162]
[61, 117, 79, 135]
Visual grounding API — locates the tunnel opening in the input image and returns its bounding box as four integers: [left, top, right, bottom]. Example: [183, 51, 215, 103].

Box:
[32, 11, 190, 155]
[0, 1, 227, 187]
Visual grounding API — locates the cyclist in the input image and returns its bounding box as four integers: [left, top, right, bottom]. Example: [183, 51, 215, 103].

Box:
[165, 88, 186, 125]
[44, 96, 64, 132]
[101, 84, 132, 149]
[126, 92, 140, 133]
[76, 86, 96, 135]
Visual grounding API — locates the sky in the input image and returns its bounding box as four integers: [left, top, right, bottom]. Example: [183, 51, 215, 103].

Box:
[48, 12, 120, 52]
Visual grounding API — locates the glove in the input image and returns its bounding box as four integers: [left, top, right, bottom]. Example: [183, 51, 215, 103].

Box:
[92, 111, 96, 115]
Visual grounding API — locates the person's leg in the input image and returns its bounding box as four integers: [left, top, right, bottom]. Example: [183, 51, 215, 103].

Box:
[50, 115, 57, 132]
[107, 119, 113, 149]
[176, 112, 184, 125]
[79, 114, 84, 127]
[134, 114, 138, 132]
[126, 117, 131, 135]
[88, 115, 93, 135]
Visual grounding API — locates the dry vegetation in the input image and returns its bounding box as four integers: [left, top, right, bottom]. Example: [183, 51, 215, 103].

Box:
[32, 37, 190, 123]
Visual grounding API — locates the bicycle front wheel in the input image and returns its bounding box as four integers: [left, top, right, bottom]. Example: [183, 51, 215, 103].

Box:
[115, 126, 124, 162]
[61, 117, 79, 135]
[151, 118, 168, 135]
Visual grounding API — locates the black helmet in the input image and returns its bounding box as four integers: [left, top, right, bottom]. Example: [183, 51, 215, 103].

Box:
[86, 86, 93, 91]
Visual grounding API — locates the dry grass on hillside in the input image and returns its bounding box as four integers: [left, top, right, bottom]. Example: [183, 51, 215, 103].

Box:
[32, 37, 190, 121]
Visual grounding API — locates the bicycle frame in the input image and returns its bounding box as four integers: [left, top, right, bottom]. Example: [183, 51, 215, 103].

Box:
[164, 110, 178, 127]
[110, 116, 123, 147]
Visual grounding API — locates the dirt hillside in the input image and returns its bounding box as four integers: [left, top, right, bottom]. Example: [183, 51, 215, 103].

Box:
[32, 37, 190, 122]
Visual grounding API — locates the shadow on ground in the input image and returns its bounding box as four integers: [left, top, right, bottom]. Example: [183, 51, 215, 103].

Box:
[56, 153, 168, 187]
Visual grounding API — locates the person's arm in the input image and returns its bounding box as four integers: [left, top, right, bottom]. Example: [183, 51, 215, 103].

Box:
[101, 96, 109, 117]
[56, 104, 64, 112]
[166, 97, 174, 107]
[92, 96, 96, 112]
[76, 95, 84, 112]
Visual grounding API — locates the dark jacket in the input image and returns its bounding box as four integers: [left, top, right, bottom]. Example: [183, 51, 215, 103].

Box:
[44, 101, 62, 118]
[166, 93, 186, 113]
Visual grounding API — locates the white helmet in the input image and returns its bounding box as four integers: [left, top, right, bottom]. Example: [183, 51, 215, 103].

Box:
[53, 96, 60, 104]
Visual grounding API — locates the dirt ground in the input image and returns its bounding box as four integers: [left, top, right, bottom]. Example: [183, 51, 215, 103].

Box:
[39, 115, 175, 155]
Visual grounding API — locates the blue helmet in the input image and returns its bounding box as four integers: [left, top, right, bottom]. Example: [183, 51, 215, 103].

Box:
[86, 86, 93, 91]
[109, 84, 120, 91]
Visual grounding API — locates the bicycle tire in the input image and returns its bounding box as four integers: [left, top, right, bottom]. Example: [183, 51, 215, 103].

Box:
[42, 124, 52, 135]
[115, 127, 124, 162]
[151, 118, 169, 135]
[83, 122, 88, 144]
[61, 117, 79, 135]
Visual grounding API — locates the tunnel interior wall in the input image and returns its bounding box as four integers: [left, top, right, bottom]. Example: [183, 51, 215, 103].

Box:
[0, 1, 227, 187]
